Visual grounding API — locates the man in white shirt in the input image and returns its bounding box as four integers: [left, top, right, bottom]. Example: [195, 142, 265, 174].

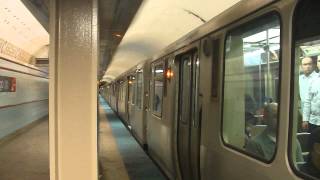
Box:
[300, 57, 319, 131]
[317, 55, 320, 71]
[300, 57, 317, 109]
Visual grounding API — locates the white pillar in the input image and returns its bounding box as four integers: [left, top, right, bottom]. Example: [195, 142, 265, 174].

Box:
[49, 0, 98, 179]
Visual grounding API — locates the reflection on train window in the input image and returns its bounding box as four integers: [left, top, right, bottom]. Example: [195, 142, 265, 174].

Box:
[290, 1, 320, 178]
[136, 71, 143, 109]
[152, 63, 164, 116]
[128, 75, 135, 105]
[222, 14, 280, 161]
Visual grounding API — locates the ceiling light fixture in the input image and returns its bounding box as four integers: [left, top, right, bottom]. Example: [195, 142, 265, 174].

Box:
[113, 33, 122, 38]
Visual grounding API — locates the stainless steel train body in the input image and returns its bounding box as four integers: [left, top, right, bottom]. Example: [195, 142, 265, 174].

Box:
[102, 0, 320, 179]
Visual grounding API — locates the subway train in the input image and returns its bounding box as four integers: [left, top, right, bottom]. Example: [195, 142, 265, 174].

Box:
[101, 0, 320, 179]
[0, 57, 48, 140]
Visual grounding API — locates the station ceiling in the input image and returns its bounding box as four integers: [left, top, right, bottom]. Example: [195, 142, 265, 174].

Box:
[1, 0, 241, 80]
[22, 0, 143, 77]
[0, 0, 49, 63]
[103, 0, 241, 82]
[0, 0, 142, 72]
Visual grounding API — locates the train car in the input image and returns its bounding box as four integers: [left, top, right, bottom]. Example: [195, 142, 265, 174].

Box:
[108, 61, 150, 147]
[116, 77, 129, 123]
[103, 0, 320, 179]
[128, 61, 151, 147]
[109, 83, 118, 112]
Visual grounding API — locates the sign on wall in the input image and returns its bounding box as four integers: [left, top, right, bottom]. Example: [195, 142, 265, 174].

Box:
[0, 76, 16, 92]
[0, 38, 33, 64]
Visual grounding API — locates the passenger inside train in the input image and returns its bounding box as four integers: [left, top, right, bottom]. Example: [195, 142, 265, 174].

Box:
[245, 102, 303, 161]
[153, 64, 164, 115]
[301, 56, 320, 133]
[245, 103, 278, 160]
[292, 34, 320, 178]
[299, 56, 317, 122]
[223, 14, 281, 161]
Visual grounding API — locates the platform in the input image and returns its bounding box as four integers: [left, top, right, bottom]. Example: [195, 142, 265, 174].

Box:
[0, 116, 49, 180]
[98, 96, 167, 180]
[0, 97, 166, 180]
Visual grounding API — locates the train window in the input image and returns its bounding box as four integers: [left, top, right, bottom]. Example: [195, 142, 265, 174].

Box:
[118, 85, 122, 101]
[152, 62, 164, 116]
[119, 82, 125, 101]
[128, 76, 135, 105]
[136, 71, 143, 109]
[290, 0, 320, 179]
[119, 84, 123, 101]
[122, 83, 126, 101]
[222, 14, 281, 162]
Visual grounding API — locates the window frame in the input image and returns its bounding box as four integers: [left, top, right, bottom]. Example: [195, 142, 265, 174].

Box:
[151, 60, 164, 118]
[220, 11, 283, 164]
[288, 1, 320, 179]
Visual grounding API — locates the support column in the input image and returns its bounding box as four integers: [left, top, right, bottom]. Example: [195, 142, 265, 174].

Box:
[49, 0, 98, 179]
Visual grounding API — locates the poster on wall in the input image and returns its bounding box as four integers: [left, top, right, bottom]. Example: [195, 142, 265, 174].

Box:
[0, 76, 16, 92]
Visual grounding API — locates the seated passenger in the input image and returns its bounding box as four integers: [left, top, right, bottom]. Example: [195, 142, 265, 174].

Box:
[245, 103, 303, 161]
[300, 127, 320, 178]
[245, 103, 278, 160]
[245, 94, 258, 140]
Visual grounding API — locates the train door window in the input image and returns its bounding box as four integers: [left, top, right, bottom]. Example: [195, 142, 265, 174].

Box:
[119, 82, 125, 101]
[136, 70, 143, 109]
[118, 84, 121, 101]
[122, 83, 126, 101]
[180, 55, 192, 124]
[129, 76, 135, 105]
[290, 1, 320, 179]
[119, 84, 122, 101]
[152, 62, 164, 116]
[128, 77, 133, 104]
[120, 83, 123, 101]
[222, 14, 281, 162]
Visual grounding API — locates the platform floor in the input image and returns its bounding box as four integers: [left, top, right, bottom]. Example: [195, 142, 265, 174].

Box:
[99, 96, 167, 180]
[0, 116, 49, 180]
[0, 97, 166, 180]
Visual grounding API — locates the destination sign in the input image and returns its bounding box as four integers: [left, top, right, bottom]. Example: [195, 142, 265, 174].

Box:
[0, 76, 16, 92]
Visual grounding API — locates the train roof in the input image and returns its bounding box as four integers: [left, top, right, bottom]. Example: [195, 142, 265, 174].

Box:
[149, 0, 276, 62]
[107, 0, 278, 83]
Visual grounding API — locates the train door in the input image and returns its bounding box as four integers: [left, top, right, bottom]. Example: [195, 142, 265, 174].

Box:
[133, 70, 145, 144]
[177, 50, 200, 180]
[127, 75, 135, 126]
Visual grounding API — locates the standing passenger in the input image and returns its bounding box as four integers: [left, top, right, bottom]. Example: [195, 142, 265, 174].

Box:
[300, 57, 318, 111]
[302, 73, 320, 132]
[317, 55, 320, 73]
[300, 57, 318, 132]
[261, 45, 278, 63]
